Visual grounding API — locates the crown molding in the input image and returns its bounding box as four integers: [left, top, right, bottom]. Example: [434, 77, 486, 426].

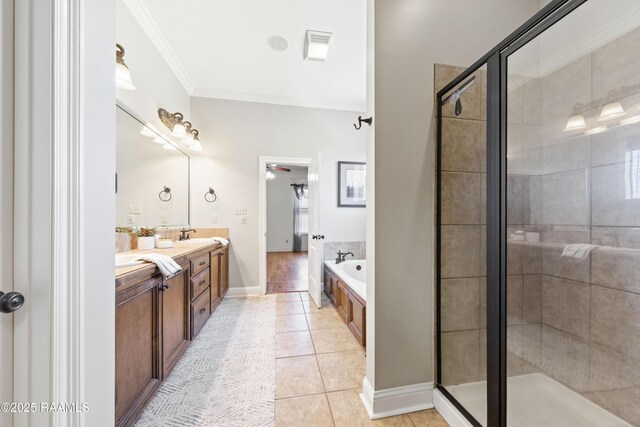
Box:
[192, 87, 367, 113]
[123, 0, 195, 94]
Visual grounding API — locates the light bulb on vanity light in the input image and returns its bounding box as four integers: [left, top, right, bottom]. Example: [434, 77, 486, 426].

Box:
[598, 101, 625, 121]
[563, 114, 587, 131]
[171, 122, 187, 138]
[152, 136, 166, 145]
[140, 123, 158, 138]
[115, 44, 135, 91]
[163, 143, 178, 151]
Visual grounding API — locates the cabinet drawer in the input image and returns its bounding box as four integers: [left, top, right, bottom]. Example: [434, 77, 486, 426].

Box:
[191, 288, 211, 339]
[190, 268, 210, 301]
[190, 253, 210, 276]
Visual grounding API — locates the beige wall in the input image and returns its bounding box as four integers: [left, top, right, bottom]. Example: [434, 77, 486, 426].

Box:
[189, 97, 367, 291]
[371, 0, 540, 391]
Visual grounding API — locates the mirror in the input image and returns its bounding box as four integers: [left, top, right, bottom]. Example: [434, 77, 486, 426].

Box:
[116, 105, 190, 227]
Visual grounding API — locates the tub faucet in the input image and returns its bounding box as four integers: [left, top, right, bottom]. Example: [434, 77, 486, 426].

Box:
[179, 228, 197, 241]
[336, 251, 354, 264]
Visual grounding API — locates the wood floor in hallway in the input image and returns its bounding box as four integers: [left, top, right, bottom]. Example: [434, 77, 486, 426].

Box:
[267, 251, 309, 293]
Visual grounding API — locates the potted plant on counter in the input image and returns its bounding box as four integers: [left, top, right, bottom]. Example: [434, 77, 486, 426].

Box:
[134, 226, 157, 250]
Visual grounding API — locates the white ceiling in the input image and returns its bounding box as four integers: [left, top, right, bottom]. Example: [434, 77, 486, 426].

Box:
[123, 0, 367, 112]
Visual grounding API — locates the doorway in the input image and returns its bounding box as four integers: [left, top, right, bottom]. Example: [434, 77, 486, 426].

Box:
[266, 164, 310, 293]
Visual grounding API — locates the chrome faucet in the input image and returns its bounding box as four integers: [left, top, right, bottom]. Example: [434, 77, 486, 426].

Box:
[335, 251, 354, 264]
[179, 228, 197, 241]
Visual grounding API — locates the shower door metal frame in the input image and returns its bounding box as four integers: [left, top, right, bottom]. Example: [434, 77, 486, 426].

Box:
[435, 0, 588, 425]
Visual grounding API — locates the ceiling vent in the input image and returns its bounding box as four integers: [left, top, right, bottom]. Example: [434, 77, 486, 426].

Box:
[304, 30, 332, 61]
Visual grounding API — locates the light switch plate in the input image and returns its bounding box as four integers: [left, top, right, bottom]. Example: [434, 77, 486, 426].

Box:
[127, 214, 135, 224]
[128, 204, 142, 214]
[211, 215, 218, 223]
[160, 214, 168, 224]
[240, 215, 247, 224]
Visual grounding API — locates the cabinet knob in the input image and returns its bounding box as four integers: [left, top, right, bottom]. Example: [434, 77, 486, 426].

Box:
[0, 291, 25, 313]
[199, 308, 206, 314]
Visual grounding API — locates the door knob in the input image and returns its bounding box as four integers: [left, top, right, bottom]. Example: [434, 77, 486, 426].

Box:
[318, 235, 325, 240]
[0, 291, 25, 313]
[312, 235, 317, 240]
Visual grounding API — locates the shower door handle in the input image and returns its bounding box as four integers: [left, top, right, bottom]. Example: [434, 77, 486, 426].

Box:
[0, 291, 25, 313]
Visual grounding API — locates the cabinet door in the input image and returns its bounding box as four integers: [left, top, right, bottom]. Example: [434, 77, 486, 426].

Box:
[116, 276, 162, 427]
[336, 282, 350, 323]
[348, 294, 366, 348]
[210, 250, 221, 312]
[323, 268, 333, 300]
[220, 247, 229, 296]
[161, 268, 190, 377]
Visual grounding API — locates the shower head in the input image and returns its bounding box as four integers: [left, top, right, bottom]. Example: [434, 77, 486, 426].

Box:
[442, 75, 477, 116]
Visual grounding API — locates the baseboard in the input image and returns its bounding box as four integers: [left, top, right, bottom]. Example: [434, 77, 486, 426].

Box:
[433, 388, 474, 427]
[360, 377, 434, 420]
[225, 286, 262, 297]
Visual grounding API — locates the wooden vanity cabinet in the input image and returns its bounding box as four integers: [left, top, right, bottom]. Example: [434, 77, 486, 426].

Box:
[210, 249, 222, 312]
[161, 265, 190, 377]
[116, 242, 230, 426]
[324, 269, 335, 304]
[115, 275, 162, 427]
[220, 246, 230, 297]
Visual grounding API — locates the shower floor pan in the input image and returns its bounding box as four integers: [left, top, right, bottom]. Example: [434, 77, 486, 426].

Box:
[446, 373, 631, 426]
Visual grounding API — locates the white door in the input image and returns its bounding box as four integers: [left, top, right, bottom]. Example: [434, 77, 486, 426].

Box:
[0, 1, 14, 425]
[307, 153, 324, 308]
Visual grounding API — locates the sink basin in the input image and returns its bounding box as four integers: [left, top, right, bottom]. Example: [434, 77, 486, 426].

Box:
[115, 254, 146, 268]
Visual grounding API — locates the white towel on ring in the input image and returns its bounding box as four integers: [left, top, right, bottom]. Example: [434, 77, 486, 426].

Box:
[135, 253, 182, 279]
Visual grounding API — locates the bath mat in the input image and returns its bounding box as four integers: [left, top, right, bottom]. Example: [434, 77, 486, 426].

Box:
[135, 295, 277, 427]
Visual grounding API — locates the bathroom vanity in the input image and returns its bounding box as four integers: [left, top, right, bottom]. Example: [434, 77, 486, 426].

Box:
[114, 240, 230, 427]
[323, 263, 366, 349]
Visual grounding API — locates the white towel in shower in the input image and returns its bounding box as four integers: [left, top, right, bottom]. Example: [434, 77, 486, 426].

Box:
[561, 244, 596, 261]
[135, 253, 182, 279]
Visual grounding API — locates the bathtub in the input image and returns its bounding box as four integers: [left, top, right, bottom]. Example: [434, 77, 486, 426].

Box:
[323, 259, 366, 301]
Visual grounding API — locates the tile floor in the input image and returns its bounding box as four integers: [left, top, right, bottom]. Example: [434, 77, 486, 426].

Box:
[275, 291, 449, 426]
[267, 251, 309, 293]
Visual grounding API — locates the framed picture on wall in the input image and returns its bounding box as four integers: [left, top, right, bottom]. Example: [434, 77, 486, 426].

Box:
[338, 161, 366, 207]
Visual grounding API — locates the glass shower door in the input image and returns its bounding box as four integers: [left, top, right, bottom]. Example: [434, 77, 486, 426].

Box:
[504, 0, 640, 424]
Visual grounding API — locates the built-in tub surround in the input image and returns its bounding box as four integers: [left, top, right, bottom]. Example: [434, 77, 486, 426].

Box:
[325, 260, 366, 301]
[323, 241, 365, 262]
[324, 260, 366, 348]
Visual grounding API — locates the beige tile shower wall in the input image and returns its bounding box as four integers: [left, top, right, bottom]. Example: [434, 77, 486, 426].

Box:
[437, 64, 488, 386]
[509, 26, 640, 425]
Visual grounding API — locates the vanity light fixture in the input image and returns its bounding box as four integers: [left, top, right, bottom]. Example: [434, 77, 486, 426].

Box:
[152, 136, 166, 145]
[158, 108, 204, 150]
[304, 30, 332, 61]
[162, 142, 178, 151]
[115, 44, 136, 91]
[563, 114, 587, 131]
[598, 101, 625, 121]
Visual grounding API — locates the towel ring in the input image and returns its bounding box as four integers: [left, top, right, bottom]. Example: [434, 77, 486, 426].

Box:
[159, 186, 172, 202]
[205, 187, 217, 203]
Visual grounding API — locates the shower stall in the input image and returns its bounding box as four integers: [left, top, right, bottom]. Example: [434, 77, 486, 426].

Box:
[436, 0, 640, 425]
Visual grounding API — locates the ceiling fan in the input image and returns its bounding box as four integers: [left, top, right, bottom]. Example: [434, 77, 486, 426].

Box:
[266, 164, 291, 180]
